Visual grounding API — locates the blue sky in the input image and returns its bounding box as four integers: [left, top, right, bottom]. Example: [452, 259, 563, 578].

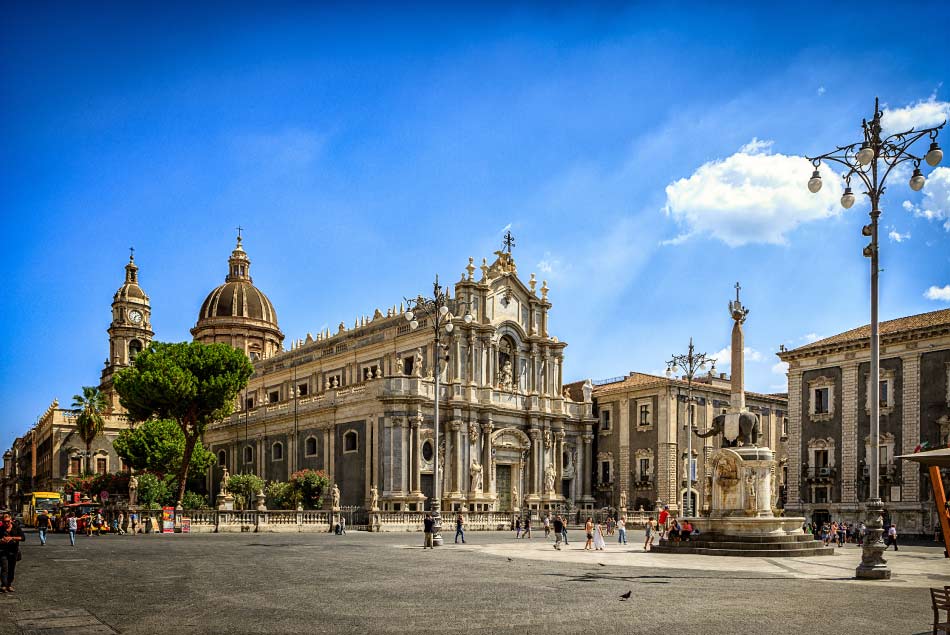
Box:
[2, 2, 949, 449]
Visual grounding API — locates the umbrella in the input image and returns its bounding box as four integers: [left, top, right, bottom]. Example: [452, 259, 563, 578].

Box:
[895, 447, 950, 468]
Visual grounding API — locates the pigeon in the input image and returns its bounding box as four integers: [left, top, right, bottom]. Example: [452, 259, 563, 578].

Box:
[620, 591, 632, 601]
[507, 557, 513, 562]
[598, 562, 606, 567]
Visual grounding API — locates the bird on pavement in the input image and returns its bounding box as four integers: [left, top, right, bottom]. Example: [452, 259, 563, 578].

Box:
[507, 557, 513, 562]
[598, 562, 606, 567]
[620, 591, 632, 601]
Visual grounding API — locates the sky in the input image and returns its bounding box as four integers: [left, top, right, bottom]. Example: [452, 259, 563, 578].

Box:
[2, 2, 949, 450]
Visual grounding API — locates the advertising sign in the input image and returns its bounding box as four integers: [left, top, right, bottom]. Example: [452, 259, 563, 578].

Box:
[162, 506, 175, 533]
[181, 517, 191, 533]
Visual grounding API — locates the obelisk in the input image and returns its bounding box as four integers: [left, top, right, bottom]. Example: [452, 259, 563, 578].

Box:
[729, 282, 750, 414]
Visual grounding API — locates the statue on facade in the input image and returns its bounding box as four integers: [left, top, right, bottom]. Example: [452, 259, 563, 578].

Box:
[511, 483, 519, 507]
[544, 464, 556, 494]
[374, 366, 382, 379]
[470, 460, 483, 492]
[325, 378, 331, 390]
[128, 474, 138, 507]
[619, 489, 627, 510]
[394, 357, 404, 375]
[745, 473, 757, 513]
[220, 467, 231, 494]
[369, 486, 379, 511]
[499, 360, 513, 390]
[562, 386, 571, 400]
[582, 379, 592, 402]
[414, 348, 424, 378]
[331, 483, 341, 510]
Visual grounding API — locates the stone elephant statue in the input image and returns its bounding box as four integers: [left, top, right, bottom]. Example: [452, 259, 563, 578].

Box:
[695, 411, 760, 448]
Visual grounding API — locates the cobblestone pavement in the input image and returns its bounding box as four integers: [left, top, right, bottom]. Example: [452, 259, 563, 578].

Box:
[0, 529, 942, 634]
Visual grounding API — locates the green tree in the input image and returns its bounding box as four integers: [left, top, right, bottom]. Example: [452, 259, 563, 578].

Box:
[181, 491, 209, 509]
[265, 480, 296, 510]
[71, 386, 108, 474]
[136, 472, 170, 509]
[226, 473, 264, 510]
[114, 341, 253, 505]
[113, 418, 216, 478]
[290, 469, 331, 509]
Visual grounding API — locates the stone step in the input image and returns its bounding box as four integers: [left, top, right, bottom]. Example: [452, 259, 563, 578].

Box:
[662, 539, 826, 551]
[694, 533, 817, 543]
[650, 545, 836, 557]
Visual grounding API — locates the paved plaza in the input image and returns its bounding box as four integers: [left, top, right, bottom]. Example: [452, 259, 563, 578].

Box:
[0, 529, 945, 634]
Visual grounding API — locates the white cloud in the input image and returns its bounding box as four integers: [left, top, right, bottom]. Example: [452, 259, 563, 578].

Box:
[882, 94, 950, 134]
[711, 345, 763, 367]
[771, 361, 789, 375]
[500, 223, 512, 234]
[536, 251, 560, 274]
[903, 167, 950, 231]
[817, 86, 826, 96]
[663, 142, 845, 246]
[924, 285, 950, 301]
[888, 229, 911, 243]
[800, 333, 821, 343]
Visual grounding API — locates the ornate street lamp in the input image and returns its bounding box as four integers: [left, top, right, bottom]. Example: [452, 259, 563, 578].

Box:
[806, 97, 943, 580]
[666, 338, 713, 518]
[405, 275, 473, 545]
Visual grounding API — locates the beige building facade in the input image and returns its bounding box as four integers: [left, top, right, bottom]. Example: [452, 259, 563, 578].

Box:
[777, 308, 950, 535]
[589, 371, 789, 515]
[201, 240, 597, 512]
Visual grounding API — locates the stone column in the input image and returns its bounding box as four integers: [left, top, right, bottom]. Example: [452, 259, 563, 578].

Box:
[555, 431, 565, 493]
[787, 370, 802, 513]
[901, 352, 921, 503]
[529, 429, 541, 495]
[482, 422, 493, 495]
[583, 434, 593, 498]
[454, 421, 463, 495]
[618, 398, 630, 500]
[411, 416, 422, 494]
[841, 362, 859, 504]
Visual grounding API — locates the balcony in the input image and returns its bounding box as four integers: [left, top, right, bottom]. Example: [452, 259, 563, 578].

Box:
[861, 464, 901, 481]
[634, 475, 653, 489]
[803, 466, 837, 482]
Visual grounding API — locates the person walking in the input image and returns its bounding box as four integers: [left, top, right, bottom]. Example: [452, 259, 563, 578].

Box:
[523, 515, 532, 539]
[514, 517, 522, 539]
[584, 517, 594, 551]
[339, 516, 346, 535]
[543, 514, 551, 539]
[561, 517, 569, 546]
[423, 513, 434, 549]
[552, 516, 564, 550]
[886, 524, 899, 551]
[455, 513, 466, 544]
[67, 513, 78, 547]
[617, 516, 627, 545]
[36, 511, 51, 546]
[644, 518, 655, 551]
[658, 505, 670, 540]
[130, 512, 138, 535]
[593, 520, 607, 551]
[0, 512, 25, 593]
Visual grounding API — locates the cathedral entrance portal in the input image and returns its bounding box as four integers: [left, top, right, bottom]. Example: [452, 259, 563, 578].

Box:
[496, 465, 512, 511]
[421, 474, 434, 511]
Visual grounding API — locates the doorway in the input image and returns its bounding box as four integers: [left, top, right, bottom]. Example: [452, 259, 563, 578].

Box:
[421, 474, 434, 511]
[496, 465, 512, 511]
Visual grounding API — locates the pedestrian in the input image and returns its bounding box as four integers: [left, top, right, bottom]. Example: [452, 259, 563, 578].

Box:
[515, 517, 522, 539]
[552, 516, 564, 550]
[117, 512, 126, 535]
[523, 515, 532, 539]
[885, 524, 898, 551]
[37, 511, 51, 546]
[593, 520, 607, 551]
[423, 513, 434, 549]
[658, 505, 670, 540]
[339, 516, 346, 535]
[644, 518, 655, 551]
[617, 516, 627, 545]
[561, 517, 569, 546]
[455, 513, 466, 544]
[67, 513, 78, 547]
[543, 514, 550, 539]
[0, 512, 25, 593]
[130, 512, 139, 535]
[584, 517, 594, 551]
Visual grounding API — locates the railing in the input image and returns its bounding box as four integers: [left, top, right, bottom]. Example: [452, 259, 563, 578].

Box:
[804, 466, 837, 480]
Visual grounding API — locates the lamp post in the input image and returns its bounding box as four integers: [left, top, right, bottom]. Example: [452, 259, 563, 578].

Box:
[666, 338, 712, 518]
[405, 275, 474, 545]
[806, 97, 943, 580]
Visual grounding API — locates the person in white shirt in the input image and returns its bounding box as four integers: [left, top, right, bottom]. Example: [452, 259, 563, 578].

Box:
[885, 524, 898, 551]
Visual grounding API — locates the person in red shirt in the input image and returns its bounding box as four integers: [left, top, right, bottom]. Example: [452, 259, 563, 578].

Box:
[658, 505, 670, 539]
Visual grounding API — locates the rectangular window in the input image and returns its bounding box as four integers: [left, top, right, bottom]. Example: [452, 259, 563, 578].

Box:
[601, 409, 611, 430]
[70, 457, 82, 475]
[814, 388, 829, 414]
[639, 459, 650, 480]
[639, 404, 650, 426]
[245, 397, 255, 410]
[879, 445, 888, 465]
[96, 458, 107, 474]
[782, 417, 789, 437]
[298, 383, 309, 397]
[814, 449, 829, 467]
[268, 390, 280, 404]
[600, 461, 611, 484]
[879, 380, 888, 406]
[689, 458, 697, 482]
[815, 487, 828, 503]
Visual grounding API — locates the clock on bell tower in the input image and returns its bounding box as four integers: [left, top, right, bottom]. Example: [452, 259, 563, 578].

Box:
[101, 249, 154, 388]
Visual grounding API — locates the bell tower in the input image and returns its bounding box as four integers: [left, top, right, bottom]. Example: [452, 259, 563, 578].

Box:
[101, 249, 154, 391]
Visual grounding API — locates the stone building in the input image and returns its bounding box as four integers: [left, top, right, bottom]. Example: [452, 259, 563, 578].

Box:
[202, 239, 597, 512]
[777, 308, 950, 535]
[589, 371, 789, 514]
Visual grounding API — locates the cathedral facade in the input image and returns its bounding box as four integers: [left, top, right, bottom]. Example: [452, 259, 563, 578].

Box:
[196, 237, 597, 512]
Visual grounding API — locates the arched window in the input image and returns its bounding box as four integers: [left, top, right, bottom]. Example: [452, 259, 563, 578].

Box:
[305, 437, 317, 457]
[422, 440, 433, 462]
[217, 450, 227, 467]
[272, 442, 284, 461]
[343, 430, 358, 453]
[244, 446, 254, 464]
[128, 339, 143, 359]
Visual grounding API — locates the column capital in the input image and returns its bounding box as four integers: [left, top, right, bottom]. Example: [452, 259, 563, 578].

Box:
[582, 434, 594, 444]
[529, 428, 541, 440]
[481, 422, 494, 434]
[449, 420, 462, 432]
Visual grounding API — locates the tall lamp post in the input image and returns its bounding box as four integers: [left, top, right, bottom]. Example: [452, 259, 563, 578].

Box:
[666, 338, 713, 518]
[806, 97, 943, 580]
[405, 275, 473, 545]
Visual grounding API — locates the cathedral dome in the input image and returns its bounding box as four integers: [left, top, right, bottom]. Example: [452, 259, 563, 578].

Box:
[191, 234, 284, 359]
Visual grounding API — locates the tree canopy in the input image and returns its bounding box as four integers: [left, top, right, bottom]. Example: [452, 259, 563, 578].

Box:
[113, 418, 216, 478]
[114, 341, 252, 504]
[71, 386, 108, 474]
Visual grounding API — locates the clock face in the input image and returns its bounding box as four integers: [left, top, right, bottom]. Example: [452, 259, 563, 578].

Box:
[128, 309, 143, 324]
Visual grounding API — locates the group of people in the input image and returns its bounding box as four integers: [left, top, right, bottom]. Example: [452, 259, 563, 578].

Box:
[807, 520, 899, 550]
